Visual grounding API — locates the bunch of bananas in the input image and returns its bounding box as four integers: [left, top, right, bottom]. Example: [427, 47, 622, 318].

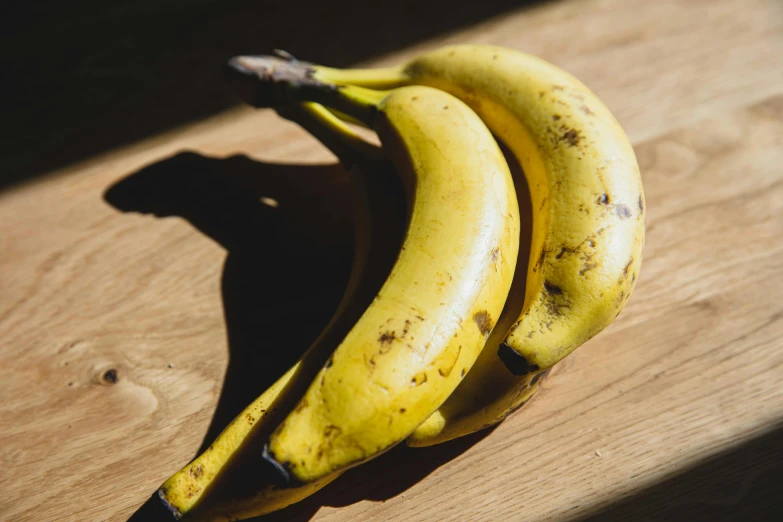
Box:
[157, 45, 645, 520]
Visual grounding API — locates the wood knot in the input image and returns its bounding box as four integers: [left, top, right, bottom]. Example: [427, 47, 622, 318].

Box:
[102, 368, 118, 384]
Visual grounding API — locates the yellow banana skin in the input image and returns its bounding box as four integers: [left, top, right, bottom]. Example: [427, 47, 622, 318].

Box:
[159, 367, 337, 521]
[268, 85, 519, 483]
[157, 103, 405, 519]
[225, 60, 520, 484]
[316, 44, 645, 445]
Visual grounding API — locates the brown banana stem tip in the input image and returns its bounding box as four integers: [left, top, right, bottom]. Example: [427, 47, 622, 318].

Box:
[223, 54, 335, 108]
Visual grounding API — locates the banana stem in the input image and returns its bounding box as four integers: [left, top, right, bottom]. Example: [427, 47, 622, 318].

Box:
[313, 65, 410, 90]
[326, 108, 369, 129]
[225, 55, 388, 127]
[319, 84, 388, 126]
[275, 102, 382, 166]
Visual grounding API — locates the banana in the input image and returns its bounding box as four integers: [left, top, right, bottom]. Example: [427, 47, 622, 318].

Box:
[311, 44, 645, 445]
[157, 103, 405, 519]
[225, 58, 520, 484]
[159, 366, 338, 521]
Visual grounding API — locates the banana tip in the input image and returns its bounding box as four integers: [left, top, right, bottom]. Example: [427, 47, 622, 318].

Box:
[261, 444, 301, 489]
[149, 489, 182, 519]
[497, 342, 540, 376]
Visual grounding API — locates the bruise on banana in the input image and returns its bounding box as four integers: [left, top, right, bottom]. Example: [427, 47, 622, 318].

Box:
[369, 318, 415, 369]
[542, 280, 570, 319]
[553, 233, 600, 278]
[370, 312, 478, 379]
[472, 310, 494, 337]
[544, 122, 583, 150]
[598, 191, 634, 222]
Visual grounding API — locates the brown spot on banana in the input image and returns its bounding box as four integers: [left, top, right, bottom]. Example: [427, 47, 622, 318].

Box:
[638, 194, 645, 213]
[556, 246, 577, 259]
[545, 300, 569, 317]
[533, 249, 548, 273]
[378, 331, 396, 344]
[543, 281, 563, 295]
[560, 128, 581, 147]
[543, 283, 570, 316]
[189, 464, 203, 479]
[623, 258, 634, 277]
[580, 260, 597, 276]
[411, 372, 428, 386]
[473, 310, 494, 336]
[323, 425, 341, 439]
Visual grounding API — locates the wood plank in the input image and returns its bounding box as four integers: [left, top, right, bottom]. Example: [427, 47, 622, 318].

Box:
[1, 0, 782, 520]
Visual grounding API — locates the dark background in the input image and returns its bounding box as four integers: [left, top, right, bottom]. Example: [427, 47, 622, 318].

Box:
[0, 0, 540, 190]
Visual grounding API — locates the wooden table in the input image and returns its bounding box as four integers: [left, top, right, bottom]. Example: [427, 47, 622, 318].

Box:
[3, 0, 783, 520]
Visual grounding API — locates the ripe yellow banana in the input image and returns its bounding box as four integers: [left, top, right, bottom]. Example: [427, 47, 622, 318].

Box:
[157, 103, 405, 520]
[312, 44, 645, 445]
[225, 57, 520, 484]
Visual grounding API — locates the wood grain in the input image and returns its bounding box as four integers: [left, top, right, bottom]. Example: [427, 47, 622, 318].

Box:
[2, 0, 783, 520]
